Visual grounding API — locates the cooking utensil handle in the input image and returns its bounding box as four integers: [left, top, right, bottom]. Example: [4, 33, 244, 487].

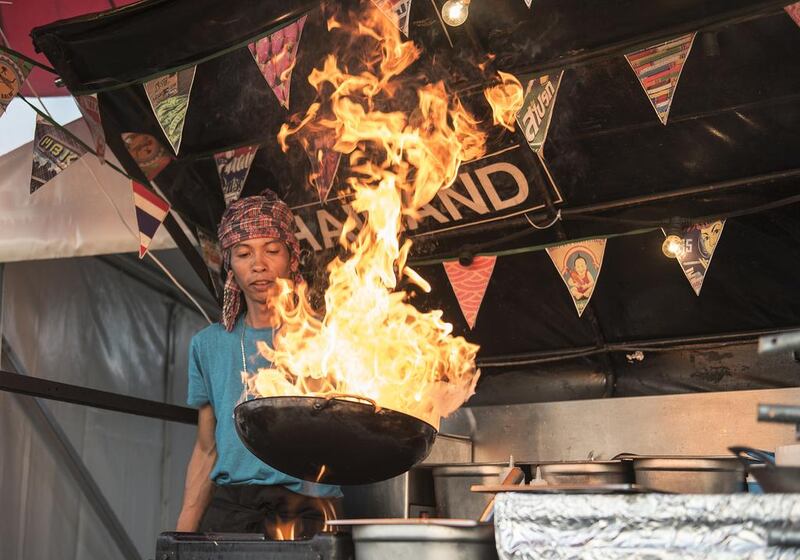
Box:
[758, 404, 800, 425]
[729, 446, 777, 468]
[323, 393, 381, 412]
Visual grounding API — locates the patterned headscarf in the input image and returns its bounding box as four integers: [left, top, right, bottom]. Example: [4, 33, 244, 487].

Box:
[217, 189, 303, 331]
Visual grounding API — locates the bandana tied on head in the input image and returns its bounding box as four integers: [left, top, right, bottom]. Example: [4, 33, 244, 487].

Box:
[217, 189, 303, 331]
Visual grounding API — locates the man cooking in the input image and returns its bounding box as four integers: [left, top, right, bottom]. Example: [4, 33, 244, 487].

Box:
[176, 189, 341, 535]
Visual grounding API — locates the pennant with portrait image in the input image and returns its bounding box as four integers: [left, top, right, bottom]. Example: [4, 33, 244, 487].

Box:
[0, 51, 33, 119]
[249, 15, 307, 110]
[546, 239, 606, 317]
[197, 229, 223, 273]
[786, 2, 800, 27]
[303, 129, 342, 203]
[75, 94, 106, 163]
[625, 33, 696, 125]
[443, 256, 496, 329]
[668, 220, 725, 296]
[132, 181, 170, 259]
[515, 70, 564, 155]
[372, 0, 412, 37]
[143, 66, 196, 154]
[214, 145, 259, 206]
[121, 132, 174, 181]
[30, 115, 88, 194]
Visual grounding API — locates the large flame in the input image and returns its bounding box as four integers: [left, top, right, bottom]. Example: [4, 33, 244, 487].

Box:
[246, 5, 491, 428]
[483, 71, 524, 132]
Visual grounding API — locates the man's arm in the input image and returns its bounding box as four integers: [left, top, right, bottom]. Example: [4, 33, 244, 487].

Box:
[176, 404, 217, 531]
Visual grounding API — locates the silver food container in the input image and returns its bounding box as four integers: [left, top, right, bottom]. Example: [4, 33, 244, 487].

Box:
[539, 460, 633, 486]
[633, 456, 745, 493]
[432, 464, 504, 519]
[348, 520, 497, 560]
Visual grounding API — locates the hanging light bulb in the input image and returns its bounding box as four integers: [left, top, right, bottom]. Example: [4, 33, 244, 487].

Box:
[661, 217, 686, 259]
[441, 0, 470, 27]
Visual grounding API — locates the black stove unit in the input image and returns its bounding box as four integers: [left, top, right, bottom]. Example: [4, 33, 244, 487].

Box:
[155, 531, 354, 560]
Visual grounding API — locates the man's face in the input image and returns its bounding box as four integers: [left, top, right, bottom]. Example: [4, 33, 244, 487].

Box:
[230, 237, 291, 305]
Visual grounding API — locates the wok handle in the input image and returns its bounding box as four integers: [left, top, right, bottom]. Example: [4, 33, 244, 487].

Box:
[729, 446, 777, 469]
[322, 393, 381, 412]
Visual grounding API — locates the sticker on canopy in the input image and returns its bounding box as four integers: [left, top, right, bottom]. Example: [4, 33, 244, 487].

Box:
[625, 33, 696, 125]
[76, 94, 106, 163]
[668, 220, 725, 296]
[302, 129, 342, 203]
[443, 256, 497, 329]
[786, 2, 800, 27]
[214, 145, 259, 206]
[143, 66, 197, 154]
[132, 180, 170, 259]
[0, 51, 32, 118]
[121, 132, 174, 180]
[248, 15, 307, 110]
[515, 69, 564, 155]
[372, 0, 412, 37]
[30, 115, 88, 194]
[197, 229, 223, 273]
[546, 239, 606, 317]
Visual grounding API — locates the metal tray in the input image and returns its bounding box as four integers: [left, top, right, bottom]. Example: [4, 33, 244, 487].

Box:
[470, 483, 651, 494]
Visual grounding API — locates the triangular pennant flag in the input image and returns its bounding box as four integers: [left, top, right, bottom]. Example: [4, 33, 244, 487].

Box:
[515, 69, 564, 154]
[121, 132, 174, 180]
[75, 94, 106, 163]
[248, 15, 307, 110]
[668, 220, 725, 296]
[625, 33, 696, 125]
[30, 115, 88, 194]
[443, 256, 497, 329]
[214, 145, 259, 206]
[372, 0, 412, 37]
[143, 66, 197, 154]
[786, 2, 800, 27]
[0, 51, 33, 118]
[303, 129, 341, 203]
[132, 181, 170, 259]
[546, 239, 606, 317]
[197, 229, 223, 273]
[524, 0, 533, 7]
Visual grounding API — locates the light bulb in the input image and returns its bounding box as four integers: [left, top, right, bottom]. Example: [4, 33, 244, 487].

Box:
[441, 0, 470, 27]
[661, 234, 683, 258]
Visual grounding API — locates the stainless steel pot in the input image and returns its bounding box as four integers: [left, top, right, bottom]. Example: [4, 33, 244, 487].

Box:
[539, 460, 633, 486]
[633, 457, 745, 493]
[331, 519, 497, 560]
[432, 465, 504, 519]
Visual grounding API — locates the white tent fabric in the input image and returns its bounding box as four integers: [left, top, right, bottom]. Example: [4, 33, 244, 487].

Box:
[0, 118, 176, 263]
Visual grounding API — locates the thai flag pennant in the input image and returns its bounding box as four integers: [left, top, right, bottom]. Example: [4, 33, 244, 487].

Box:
[132, 181, 170, 259]
[786, 2, 800, 27]
[546, 239, 606, 317]
[443, 256, 497, 329]
[143, 66, 197, 154]
[372, 0, 412, 37]
[0, 51, 32, 119]
[75, 94, 107, 163]
[624, 33, 696, 125]
[214, 145, 259, 206]
[249, 15, 307, 110]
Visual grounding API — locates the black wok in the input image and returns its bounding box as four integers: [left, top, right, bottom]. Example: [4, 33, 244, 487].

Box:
[234, 395, 437, 485]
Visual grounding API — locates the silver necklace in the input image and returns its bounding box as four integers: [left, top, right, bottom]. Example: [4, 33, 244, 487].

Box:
[240, 314, 248, 375]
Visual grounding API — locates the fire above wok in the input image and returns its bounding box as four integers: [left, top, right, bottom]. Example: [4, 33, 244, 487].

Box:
[234, 395, 437, 485]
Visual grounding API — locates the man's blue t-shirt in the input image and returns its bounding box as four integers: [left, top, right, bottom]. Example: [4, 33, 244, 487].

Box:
[187, 315, 341, 498]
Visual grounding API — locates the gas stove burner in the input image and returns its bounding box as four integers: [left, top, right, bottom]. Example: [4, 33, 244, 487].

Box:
[156, 531, 354, 560]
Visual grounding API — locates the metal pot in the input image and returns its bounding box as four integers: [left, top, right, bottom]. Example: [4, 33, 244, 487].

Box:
[730, 446, 800, 493]
[331, 519, 497, 560]
[539, 460, 633, 486]
[432, 465, 504, 519]
[633, 456, 745, 493]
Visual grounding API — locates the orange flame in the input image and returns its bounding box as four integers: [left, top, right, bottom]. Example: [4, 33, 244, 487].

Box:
[483, 71, 524, 132]
[250, 5, 489, 429]
[265, 495, 338, 541]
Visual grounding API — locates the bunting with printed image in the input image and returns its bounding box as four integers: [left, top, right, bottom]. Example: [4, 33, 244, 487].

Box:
[524, 0, 533, 8]
[302, 128, 342, 204]
[0, 51, 32, 118]
[197, 229, 223, 273]
[625, 33, 696, 125]
[786, 2, 800, 27]
[443, 256, 497, 329]
[132, 180, 170, 259]
[30, 115, 88, 194]
[669, 220, 726, 296]
[248, 15, 307, 110]
[372, 0, 412, 37]
[214, 145, 259, 206]
[515, 70, 564, 155]
[143, 66, 197, 154]
[546, 239, 606, 317]
[75, 94, 106, 163]
[121, 132, 174, 181]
